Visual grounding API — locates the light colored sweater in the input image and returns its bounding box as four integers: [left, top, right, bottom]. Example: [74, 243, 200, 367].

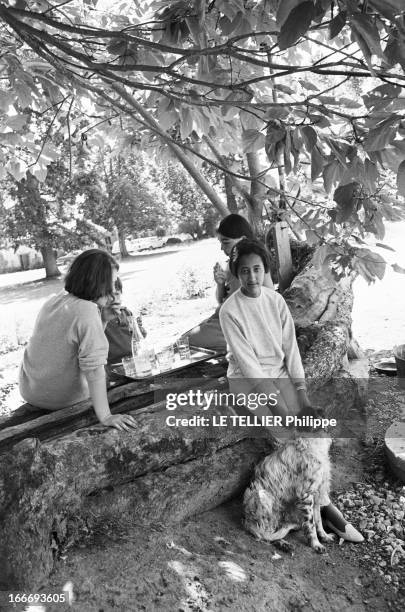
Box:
[19, 292, 108, 409]
[219, 287, 305, 382]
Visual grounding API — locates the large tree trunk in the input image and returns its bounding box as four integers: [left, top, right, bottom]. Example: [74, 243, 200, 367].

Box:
[118, 229, 129, 257]
[40, 246, 60, 278]
[204, 136, 251, 209]
[246, 151, 266, 237]
[0, 409, 272, 590]
[224, 171, 238, 212]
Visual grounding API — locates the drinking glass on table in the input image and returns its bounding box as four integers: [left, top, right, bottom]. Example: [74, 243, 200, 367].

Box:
[122, 356, 137, 377]
[156, 345, 175, 371]
[176, 336, 191, 361]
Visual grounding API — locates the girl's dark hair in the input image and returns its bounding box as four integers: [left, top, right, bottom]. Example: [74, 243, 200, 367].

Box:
[229, 239, 270, 277]
[65, 249, 119, 301]
[217, 213, 255, 239]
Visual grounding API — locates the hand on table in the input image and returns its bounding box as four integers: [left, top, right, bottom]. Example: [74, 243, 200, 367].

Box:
[101, 413, 138, 431]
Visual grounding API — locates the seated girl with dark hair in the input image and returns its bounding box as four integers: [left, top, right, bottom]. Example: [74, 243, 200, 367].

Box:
[219, 238, 363, 543]
[19, 249, 137, 431]
[103, 277, 147, 364]
[219, 238, 307, 416]
[187, 213, 274, 351]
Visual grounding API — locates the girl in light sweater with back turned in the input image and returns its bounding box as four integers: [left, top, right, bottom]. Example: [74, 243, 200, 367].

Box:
[19, 249, 137, 432]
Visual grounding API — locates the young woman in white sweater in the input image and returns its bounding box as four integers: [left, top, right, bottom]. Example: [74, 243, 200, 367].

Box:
[219, 238, 364, 542]
[219, 238, 309, 418]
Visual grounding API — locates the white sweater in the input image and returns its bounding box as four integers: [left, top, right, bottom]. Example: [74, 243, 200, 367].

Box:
[219, 287, 305, 382]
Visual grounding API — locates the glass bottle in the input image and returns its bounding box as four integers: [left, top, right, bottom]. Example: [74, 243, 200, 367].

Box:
[128, 316, 153, 377]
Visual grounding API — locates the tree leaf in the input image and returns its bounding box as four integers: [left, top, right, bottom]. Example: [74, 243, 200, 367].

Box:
[368, 0, 403, 21]
[301, 125, 317, 151]
[284, 128, 292, 175]
[305, 229, 320, 245]
[219, 15, 237, 36]
[242, 129, 265, 154]
[364, 206, 385, 239]
[14, 83, 32, 108]
[274, 83, 296, 95]
[351, 26, 374, 74]
[5, 159, 27, 181]
[353, 248, 386, 282]
[329, 11, 347, 39]
[239, 109, 263, 131]
[375, 242, 395, 252]
[323, 160, 341, 193]
[363, 83, 402, 110]
[392, 263, 405, 274]
[337, 97, 363, 109]
[276, 0, 306, 27]
[318, 95, 340, 105]
[278, 2, 316, 51]
[311, 146, 323, 181]
[327, 139, 347, 167]
[397, 160, 405, 197]
[393, 140, 405, 155]
[0, 90, 14, 111]
[380, 147, 404, 172]
[265, 121, 286, 145]
[363, 118, 399, 151]
[364, 159, 378, 192]
[299, 79, 319, 91]
[180, 106, 193, 139]
[333, 182, 358, 223]
[30, 163, 48, 183]
[351, 14, 383, 58]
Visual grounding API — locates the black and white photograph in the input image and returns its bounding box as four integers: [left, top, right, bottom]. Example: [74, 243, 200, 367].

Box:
[0, 1, 405, 610]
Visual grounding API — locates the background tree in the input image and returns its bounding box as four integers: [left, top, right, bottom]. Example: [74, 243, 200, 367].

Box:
[0, 159, 109, 277]
[162, 160, 221, 240]
[80, 150, 169, 257]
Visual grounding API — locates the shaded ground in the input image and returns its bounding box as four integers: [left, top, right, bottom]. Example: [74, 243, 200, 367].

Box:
[2, 372, 403, 612]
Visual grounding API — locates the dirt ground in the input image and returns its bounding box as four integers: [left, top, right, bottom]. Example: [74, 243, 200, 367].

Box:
[2, 371, 402, 612]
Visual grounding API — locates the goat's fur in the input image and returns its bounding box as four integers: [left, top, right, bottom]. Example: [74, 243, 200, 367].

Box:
[243, 435, 334, 552]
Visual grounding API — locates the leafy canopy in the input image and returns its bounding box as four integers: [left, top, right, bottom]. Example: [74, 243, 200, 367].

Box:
[0, 0, 404, 280]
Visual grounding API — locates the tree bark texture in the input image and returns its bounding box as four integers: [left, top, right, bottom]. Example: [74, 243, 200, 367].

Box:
[246, 151, 266, 237]
[283, 255, 354, 390]
[40, 245, 60, 278]
[118, 229, 129, 257]
[0, 410, 273, 590]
